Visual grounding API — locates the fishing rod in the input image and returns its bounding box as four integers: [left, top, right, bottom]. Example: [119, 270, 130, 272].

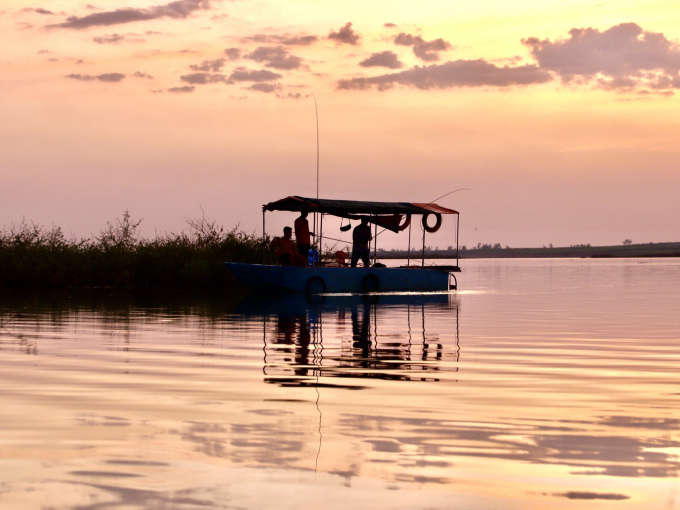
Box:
[426, 188, 471, 206]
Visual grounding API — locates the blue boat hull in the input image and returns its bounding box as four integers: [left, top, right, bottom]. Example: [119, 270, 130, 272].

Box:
[226, 263, 453, 293]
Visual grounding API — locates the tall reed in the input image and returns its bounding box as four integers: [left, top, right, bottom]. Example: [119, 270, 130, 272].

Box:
[0, 211, 275, 289]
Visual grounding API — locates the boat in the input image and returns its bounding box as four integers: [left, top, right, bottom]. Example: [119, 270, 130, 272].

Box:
[226, 196, 461, 294]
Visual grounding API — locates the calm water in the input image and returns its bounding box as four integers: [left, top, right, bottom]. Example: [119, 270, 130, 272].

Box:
[1, 258, 679, 509]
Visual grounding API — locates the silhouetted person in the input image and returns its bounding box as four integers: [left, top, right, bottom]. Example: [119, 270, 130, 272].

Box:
[351, 217, 372, 267]
[270, 227, 295, 266]
[275, 315, 296, 345]
[294, 211, 315, 257]
[351, 302, 371, 348]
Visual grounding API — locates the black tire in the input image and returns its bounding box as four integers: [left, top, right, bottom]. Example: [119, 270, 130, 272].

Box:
[306, 276, 326, 295]
[422, 213, 442, 233]
[449, 273, 458, 290]
[363, 273, 379, 293]
[398, 214, 411, 231]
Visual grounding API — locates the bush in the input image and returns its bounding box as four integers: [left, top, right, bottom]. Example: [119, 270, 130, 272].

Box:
[0, 212, 276, 289]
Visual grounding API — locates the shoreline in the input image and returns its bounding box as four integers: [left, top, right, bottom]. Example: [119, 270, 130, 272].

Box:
[378, 242, 680, 260]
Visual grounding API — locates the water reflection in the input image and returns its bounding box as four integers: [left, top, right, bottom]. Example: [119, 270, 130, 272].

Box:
[2, 259, 680, 509]
[231, 294, 459, 386]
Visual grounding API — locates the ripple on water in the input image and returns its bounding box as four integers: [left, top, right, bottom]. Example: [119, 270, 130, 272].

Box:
[0, 258, 679, 509]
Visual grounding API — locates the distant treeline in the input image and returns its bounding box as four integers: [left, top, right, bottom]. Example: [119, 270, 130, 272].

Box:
[380, 242, 680, 259]
[0, 212, 274, 289]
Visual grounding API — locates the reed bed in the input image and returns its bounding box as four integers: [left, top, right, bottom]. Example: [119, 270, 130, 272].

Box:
[0, 212, 275, 289]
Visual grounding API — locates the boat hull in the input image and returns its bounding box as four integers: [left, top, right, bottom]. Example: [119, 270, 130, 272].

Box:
[226, 263, 453, 293]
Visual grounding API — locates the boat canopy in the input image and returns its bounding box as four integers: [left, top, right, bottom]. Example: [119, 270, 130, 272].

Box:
[263, 196, 458, 216]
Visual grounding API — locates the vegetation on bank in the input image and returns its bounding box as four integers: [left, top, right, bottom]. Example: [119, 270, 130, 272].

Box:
[0, 212, 275, 289]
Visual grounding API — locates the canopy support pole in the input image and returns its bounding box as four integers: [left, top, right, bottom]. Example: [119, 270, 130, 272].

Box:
[319, 213, 324, 262]
[373, 219, 377, 267]
[422, 221, 426, 268]
[456, 213, 460, 268]
[368, 212, 373, 267]
[262, 209, 266, 265]
[407, 221, 411, 267]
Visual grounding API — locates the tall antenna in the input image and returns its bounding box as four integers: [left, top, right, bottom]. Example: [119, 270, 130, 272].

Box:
[315, 98, 319, 200]
[313, 98, 320, 254]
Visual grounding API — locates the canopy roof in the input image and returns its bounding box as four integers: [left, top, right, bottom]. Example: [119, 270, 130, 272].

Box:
[263, 196, 458, 216]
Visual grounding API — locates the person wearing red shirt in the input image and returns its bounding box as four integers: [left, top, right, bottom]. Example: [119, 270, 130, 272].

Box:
[270, 227, 296, 266]
[294, 212, 315, 257]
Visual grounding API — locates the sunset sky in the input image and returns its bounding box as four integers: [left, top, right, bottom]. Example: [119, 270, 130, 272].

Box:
[2, 0, 679, 248]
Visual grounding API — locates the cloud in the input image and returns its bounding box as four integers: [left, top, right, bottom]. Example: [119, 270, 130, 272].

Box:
[52, 0, 212, 29]
[244, 46, 302, 70]
[394, 33, 417, 45]
[228, 67, 282, 82]
[189, 58, 226, 72]
[93, 33, 124, 44]
[66, 72, 126, 82]
[133, 71, 153, 79]
[394, 32, 452, 61]
[359, 51, 403, 69]
[247, 83, 280, 93]
[38, 49, 52, 54]
[553, 492, 630, 501]
[97, 72, 127, 82]
[413, 39, 451, 61]
[384, 23, 397, 28]
[337, 59, 552, 90]
[224, 47, 240, 60]
[280, 35, 318, 46]
[180, 67, 282, 86]
[328, 22, 360, 45]
[66, 73, 125, 82]
[93, 33, 145, 44]
[523, 23, 680, 91]
[168, 85, 195, 93]
[21, 7, 56, 15]
[180, 72, 227, 84]
[243, 34, 318, 46]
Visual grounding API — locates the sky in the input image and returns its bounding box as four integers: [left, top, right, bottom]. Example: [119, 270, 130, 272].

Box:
[2, 0, 680, 249]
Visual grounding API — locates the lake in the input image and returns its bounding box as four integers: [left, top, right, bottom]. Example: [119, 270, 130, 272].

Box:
[1, 258, 679, 509]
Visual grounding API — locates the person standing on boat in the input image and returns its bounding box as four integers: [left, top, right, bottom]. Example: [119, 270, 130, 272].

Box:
[351, 217, 373, 267]
[294, 211, 315, 257]
[270, 227, 296, 266]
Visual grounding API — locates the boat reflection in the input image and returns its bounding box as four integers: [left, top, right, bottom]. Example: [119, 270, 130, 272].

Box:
[231, 293, 460, 387]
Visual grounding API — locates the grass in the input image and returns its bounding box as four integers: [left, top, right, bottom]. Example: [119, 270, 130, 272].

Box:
[0, 212, 276, 289]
